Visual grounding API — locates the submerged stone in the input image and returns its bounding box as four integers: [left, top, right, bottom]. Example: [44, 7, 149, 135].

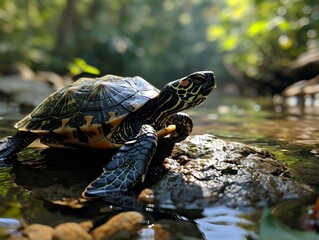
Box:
[92, 211, 145, 240]
[52, 222, 92, 240]
[150, 134, 314, 210]
[23, 224, 54, 240]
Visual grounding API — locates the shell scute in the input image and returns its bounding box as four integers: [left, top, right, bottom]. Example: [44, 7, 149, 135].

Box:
[15, 75, 159, 135]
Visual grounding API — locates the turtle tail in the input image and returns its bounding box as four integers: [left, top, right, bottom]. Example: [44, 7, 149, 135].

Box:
[0, 131, 37, 165]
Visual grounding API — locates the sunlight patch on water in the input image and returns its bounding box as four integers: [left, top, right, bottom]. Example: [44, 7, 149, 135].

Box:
[196, 206, 258, 240]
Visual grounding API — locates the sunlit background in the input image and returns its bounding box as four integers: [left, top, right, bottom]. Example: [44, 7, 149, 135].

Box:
[1, 0, 318, 94]
[1, 1, 319, 239]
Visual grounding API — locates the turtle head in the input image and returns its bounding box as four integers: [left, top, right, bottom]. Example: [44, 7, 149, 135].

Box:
[149, 71, 215, 125]
[167, 71, 216, 110]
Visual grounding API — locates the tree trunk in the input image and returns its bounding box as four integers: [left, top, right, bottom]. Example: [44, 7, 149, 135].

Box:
[55, 0, 76, 51]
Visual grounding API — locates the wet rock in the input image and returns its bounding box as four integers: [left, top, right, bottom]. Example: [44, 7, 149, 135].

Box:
[52, 198, 89, 209]
[289, 47, 319, 80]
[7, 234, 28, 240]
[150, 134, 314, 210]
[0, 66, 69, 114]
[138, 188, 155, 204]
[52, 222, 92, 240]
[153, 224, 170, 240]
[23, 224, 54, 240]
[79, 221, 94, 232]
[281, 74, 319, 106]
[36, 71, 70, 91]
[0, 75, 54, 113]
[92, 211, 145, 240]
[153, 220, 204, 240]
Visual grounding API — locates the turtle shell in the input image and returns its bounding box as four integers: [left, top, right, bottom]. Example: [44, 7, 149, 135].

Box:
[15, 75, 159, 134]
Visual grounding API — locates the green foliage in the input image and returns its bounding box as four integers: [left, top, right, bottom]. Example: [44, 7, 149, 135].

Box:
[0, 0, 317, 92]
[207, 0, 319, 93]
[68, 58, 101, 76]
[0, 0, 224, 87]
[0, 0, 65, 68]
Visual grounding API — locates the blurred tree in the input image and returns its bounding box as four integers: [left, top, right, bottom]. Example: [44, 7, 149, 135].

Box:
[0, 0, 317, 93]
[0, 0, 65, 72]
[69, 0, 225, 86]
[55, 0, 76, 51]
[207, 0, 319, 94]
[0, 0, 224, 87]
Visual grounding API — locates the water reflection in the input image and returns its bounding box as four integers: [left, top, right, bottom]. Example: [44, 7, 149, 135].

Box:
[189, 95, 319, 190]
[0, 218, 22, 236]
[196, 206, 258, 240]
[190, 95, 319, 151]
[1, 96, 319, 238]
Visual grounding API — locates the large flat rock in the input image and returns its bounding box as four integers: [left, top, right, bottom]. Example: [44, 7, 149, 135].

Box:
[150, 134, 314, 209]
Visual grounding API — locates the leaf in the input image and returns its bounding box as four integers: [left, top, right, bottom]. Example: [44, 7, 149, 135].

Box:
[221, 37, 238, 51]
[259, 209, 319, 240]
[278, 20, 290, 31]
[248, 21, 267, 36]
[68, 58, 101, 76]
[206, 25, 226, 42]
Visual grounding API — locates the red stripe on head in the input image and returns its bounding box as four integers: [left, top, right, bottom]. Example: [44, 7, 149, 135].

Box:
[180, 80, 190, 87]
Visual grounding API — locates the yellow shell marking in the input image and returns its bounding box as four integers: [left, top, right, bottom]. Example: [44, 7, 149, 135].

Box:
[84, 115, 94, 125]
[53, 118, 70, 134]
[61, 118, 70, 128]
[108, 111, 117, 119]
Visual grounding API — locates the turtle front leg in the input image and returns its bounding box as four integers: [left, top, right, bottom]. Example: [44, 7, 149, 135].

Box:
[167, 112, 193, 138]
[0, 132, 37, 165]
[83, 124, 157, 203]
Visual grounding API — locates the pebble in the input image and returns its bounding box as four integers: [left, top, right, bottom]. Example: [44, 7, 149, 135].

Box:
[79, 221, 94, 232]
[92, 211, 145, 240]
[138, 188, 155, 204]
[153, 224, 170, 240]
[23, 224, 54, 240]
[7, 234, 28, 240]
[52, 222, 92, 240]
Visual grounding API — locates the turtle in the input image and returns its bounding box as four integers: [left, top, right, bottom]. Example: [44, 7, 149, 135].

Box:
[0, 71, 216, 200]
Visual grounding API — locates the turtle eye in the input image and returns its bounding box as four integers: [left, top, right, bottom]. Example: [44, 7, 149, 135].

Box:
[193, 74, 206, 84]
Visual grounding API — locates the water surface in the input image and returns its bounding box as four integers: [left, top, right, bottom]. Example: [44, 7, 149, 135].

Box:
[189, 94, 319, 188]
[0, 94, 318, 239]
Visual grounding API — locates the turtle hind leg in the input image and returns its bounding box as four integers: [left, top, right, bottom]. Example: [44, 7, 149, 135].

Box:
[83, 124, 157, 204]
[0, 131, 38, 164]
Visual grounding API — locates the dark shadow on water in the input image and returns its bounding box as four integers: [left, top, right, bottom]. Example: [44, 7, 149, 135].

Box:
[10, 137, 206, 238]
[3, 134, 267, 239]
[14, 147, 113, 200]
[11, 146, 116, 225]
[13, 137, 182, 202]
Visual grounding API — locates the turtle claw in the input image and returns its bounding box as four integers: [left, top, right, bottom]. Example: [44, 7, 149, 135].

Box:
[82, 187, 106, 199]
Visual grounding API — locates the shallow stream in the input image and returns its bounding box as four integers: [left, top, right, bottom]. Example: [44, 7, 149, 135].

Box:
[0, 93, 319, 239]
